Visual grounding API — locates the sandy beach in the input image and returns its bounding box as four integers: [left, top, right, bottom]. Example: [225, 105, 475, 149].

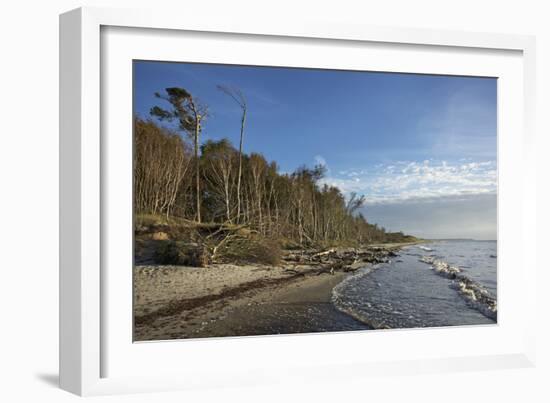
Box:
[134, 264, 361, 341]
[133, 244, 415, 341]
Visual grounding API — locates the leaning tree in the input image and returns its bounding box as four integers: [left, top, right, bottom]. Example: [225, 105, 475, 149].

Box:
[150, 87, 208, 222]
[217, 85, 247, 224]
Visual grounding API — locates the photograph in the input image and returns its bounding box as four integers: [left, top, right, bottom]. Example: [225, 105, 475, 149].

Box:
[132, 61, 497, 341]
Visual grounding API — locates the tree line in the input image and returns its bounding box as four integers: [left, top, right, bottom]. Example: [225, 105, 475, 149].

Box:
[134, 86, 414, 246]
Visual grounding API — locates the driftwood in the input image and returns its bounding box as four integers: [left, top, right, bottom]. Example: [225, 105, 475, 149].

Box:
[280, 245, 399, 277]
[210, 233, 239, 263]
[311, 249, 336, 258]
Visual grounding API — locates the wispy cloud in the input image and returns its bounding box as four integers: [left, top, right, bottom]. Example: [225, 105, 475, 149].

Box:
[416, 84, 497, 159]
[321, 159, 496, 205]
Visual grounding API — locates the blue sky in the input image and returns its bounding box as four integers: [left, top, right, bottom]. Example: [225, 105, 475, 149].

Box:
[134, 61, 497, 240]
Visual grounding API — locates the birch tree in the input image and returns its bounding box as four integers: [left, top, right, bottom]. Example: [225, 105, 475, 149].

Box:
[201, 139, 237, 223]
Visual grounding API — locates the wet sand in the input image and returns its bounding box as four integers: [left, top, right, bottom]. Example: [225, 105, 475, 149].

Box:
[195, 272, 370, 338]
[134, 265, 367, 341]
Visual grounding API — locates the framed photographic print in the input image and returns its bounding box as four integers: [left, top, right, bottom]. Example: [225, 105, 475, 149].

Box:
[60, 6, 537, 396]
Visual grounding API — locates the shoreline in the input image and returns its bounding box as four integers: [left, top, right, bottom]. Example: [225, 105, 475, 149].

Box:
[134, 242, 417, 341]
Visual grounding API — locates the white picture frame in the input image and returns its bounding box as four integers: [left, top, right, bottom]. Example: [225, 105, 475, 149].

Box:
[59, 6, 537, 396]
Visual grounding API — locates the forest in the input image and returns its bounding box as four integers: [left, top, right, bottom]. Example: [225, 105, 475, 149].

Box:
[134, 86, 416, 266]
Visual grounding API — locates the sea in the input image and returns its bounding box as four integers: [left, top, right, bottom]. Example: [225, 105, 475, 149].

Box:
[190, 239, 498, 338]
[332, 240, 498, 329]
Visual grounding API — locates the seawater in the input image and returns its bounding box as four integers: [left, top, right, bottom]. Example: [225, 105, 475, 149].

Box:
[332, 240, 497, 329]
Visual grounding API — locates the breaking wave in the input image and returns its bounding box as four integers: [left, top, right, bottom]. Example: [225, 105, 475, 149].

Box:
[331, 265, 384, 328]
[419, 255, 497, 320]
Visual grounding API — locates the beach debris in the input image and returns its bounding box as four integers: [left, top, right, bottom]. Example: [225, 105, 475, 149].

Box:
[311, 249, 336, 258]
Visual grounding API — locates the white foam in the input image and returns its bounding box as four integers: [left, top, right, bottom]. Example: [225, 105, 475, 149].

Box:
[331, 265, 384, 327]
[419, 255, 497, 321]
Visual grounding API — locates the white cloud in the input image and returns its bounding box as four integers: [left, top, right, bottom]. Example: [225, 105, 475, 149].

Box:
[320, 159, 497, 205]
[314, 155, 327, 167]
